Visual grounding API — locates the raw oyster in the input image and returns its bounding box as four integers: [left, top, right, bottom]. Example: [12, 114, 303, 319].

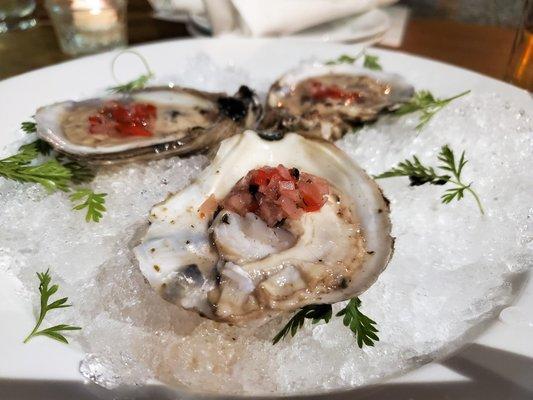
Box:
[262, 63, 414, 140]
[133, 131, 393, 324]
[34, 85, 261, 164]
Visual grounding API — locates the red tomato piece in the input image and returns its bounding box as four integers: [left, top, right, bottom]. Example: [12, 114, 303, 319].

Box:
[87, 101, 157, 137]
[221, 165, 330, 227]
[308, 81, 362, 103]
[118, 124, 152, 137]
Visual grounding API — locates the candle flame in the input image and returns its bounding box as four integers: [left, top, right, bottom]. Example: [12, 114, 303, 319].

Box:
[72, 0, 104, 14]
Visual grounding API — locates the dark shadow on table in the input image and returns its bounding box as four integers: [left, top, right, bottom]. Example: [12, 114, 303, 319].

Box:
[1, 343, 533, 400]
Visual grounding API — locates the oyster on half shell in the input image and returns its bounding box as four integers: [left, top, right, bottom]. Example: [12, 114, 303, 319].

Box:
[35, 85, 261, 164]
[262, 63, 414, 140]
[133, 131, 393, 324]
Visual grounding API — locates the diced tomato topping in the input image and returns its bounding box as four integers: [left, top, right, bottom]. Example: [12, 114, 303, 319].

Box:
[276, 164, 293, 180]
[87, 101, 157, 138]
[279, 180, 295, 191]
[251, 169, 270, 186]
[308, 80, 362, 103]
[279, 196, 304, 219]
[221, 164, 330, 226]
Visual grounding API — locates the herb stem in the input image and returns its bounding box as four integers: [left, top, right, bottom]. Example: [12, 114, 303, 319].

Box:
[447, 178, 484, 215]
[444, 90, 471, 103]
[466, 185, 485, 215]
[375, 145, 484, 214]
[111, 50, 153, 89]
[396, 90, 471, 130]
[23, 270, 81, 344]
[23, 313, 44, 343]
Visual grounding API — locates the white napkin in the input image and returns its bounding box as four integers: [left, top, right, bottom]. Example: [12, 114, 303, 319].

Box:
[204, 0, 397, 36]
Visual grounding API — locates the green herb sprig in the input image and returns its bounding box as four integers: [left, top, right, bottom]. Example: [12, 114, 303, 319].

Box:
[23, 269, 81, 344]
[57, 157, 96, 185]
[336, 298, 379, 348]
[108, 72, 154, 94]
[0, 141, 98, 193]
[20, 121, 52, 156]
[0, 144, 72, 192]
[375, 145, 484, 214]
[19, 139, 53, 156]
[3, 140, 39, 164]
[273, 304, 332, 344]
[326, 52, 382, 71]
[273, 297, 378, 348]
[396, 90, 470, 130]
[326, 54, 359, 65]
[69, 189, 107, 222]
[108, 50, 154, 93]
[9, 119, 102, 219]
[21, 121, 37, 134]
[2, 135, 104, 220]
[362, 54, 382, 71]
[374, 155, 449, 186]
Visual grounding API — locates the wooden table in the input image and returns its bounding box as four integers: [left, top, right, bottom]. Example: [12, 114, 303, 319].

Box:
[0, 1, 518, 84]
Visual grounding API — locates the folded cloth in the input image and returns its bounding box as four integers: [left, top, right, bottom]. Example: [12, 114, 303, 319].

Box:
[204, 0, 397, 36]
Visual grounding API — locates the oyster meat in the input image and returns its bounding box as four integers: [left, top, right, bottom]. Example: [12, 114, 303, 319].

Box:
[133, 131, 393, 324]
[263, 63, 414, 140]
[35, 85, 261, 164]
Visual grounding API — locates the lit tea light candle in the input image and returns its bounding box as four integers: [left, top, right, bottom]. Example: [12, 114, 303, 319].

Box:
[72, 0, 118, 32]
[46, 0, 126, 55]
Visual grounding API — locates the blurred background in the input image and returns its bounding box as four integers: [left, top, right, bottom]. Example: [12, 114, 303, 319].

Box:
[403, 0, 523, 26]
[0, 0, 531, 89]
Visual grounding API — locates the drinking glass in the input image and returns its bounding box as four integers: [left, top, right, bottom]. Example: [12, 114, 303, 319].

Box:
[0, 0, 37, 33]
[45, 0, 127, 56]
[506, 0, 533, 91]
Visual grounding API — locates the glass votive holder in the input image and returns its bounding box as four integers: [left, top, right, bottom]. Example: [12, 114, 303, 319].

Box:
[45, 0, 127, 56]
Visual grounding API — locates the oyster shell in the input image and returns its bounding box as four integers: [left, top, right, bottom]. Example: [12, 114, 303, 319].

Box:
[35, 85, 261, 164]
[133, 130, 393, 324]
[262, 63, 414, 140]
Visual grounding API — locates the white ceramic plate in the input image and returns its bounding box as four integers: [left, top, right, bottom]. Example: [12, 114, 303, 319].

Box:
[187, 9, 390, 44]
[0, 38, 532, 400]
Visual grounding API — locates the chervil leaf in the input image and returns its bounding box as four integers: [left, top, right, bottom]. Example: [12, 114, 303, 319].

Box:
[436, 145, 484, 213]
[54, 154, 96, 185]
[272, 304, 332, 344]
[272, 297, 379, 348]
[19, 139, 53, 156]
[325, 54, 358, 65]
[325, 52, 382, 71]
[3, 127, 103, 219]
[34, 324, 82, 344]
[363, 54, 382, 70]
[375, 145, 484, 214]
[374, 155, 450, 186]
[2, 143, 38, 165]
[62, 161, 96, 184]
[336, 298, 379, 348]
[69, 189, 107, 222]
[108, 73, 154, 94]
[0, 141, 72, 192]
[395, 90, 470, 130]
[23, 269, 81, 344]
[0, 158, 72, 192]
[21, 121, 37, 134]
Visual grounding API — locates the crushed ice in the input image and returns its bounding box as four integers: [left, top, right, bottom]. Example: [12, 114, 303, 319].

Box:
[1, 56, 532, 395]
